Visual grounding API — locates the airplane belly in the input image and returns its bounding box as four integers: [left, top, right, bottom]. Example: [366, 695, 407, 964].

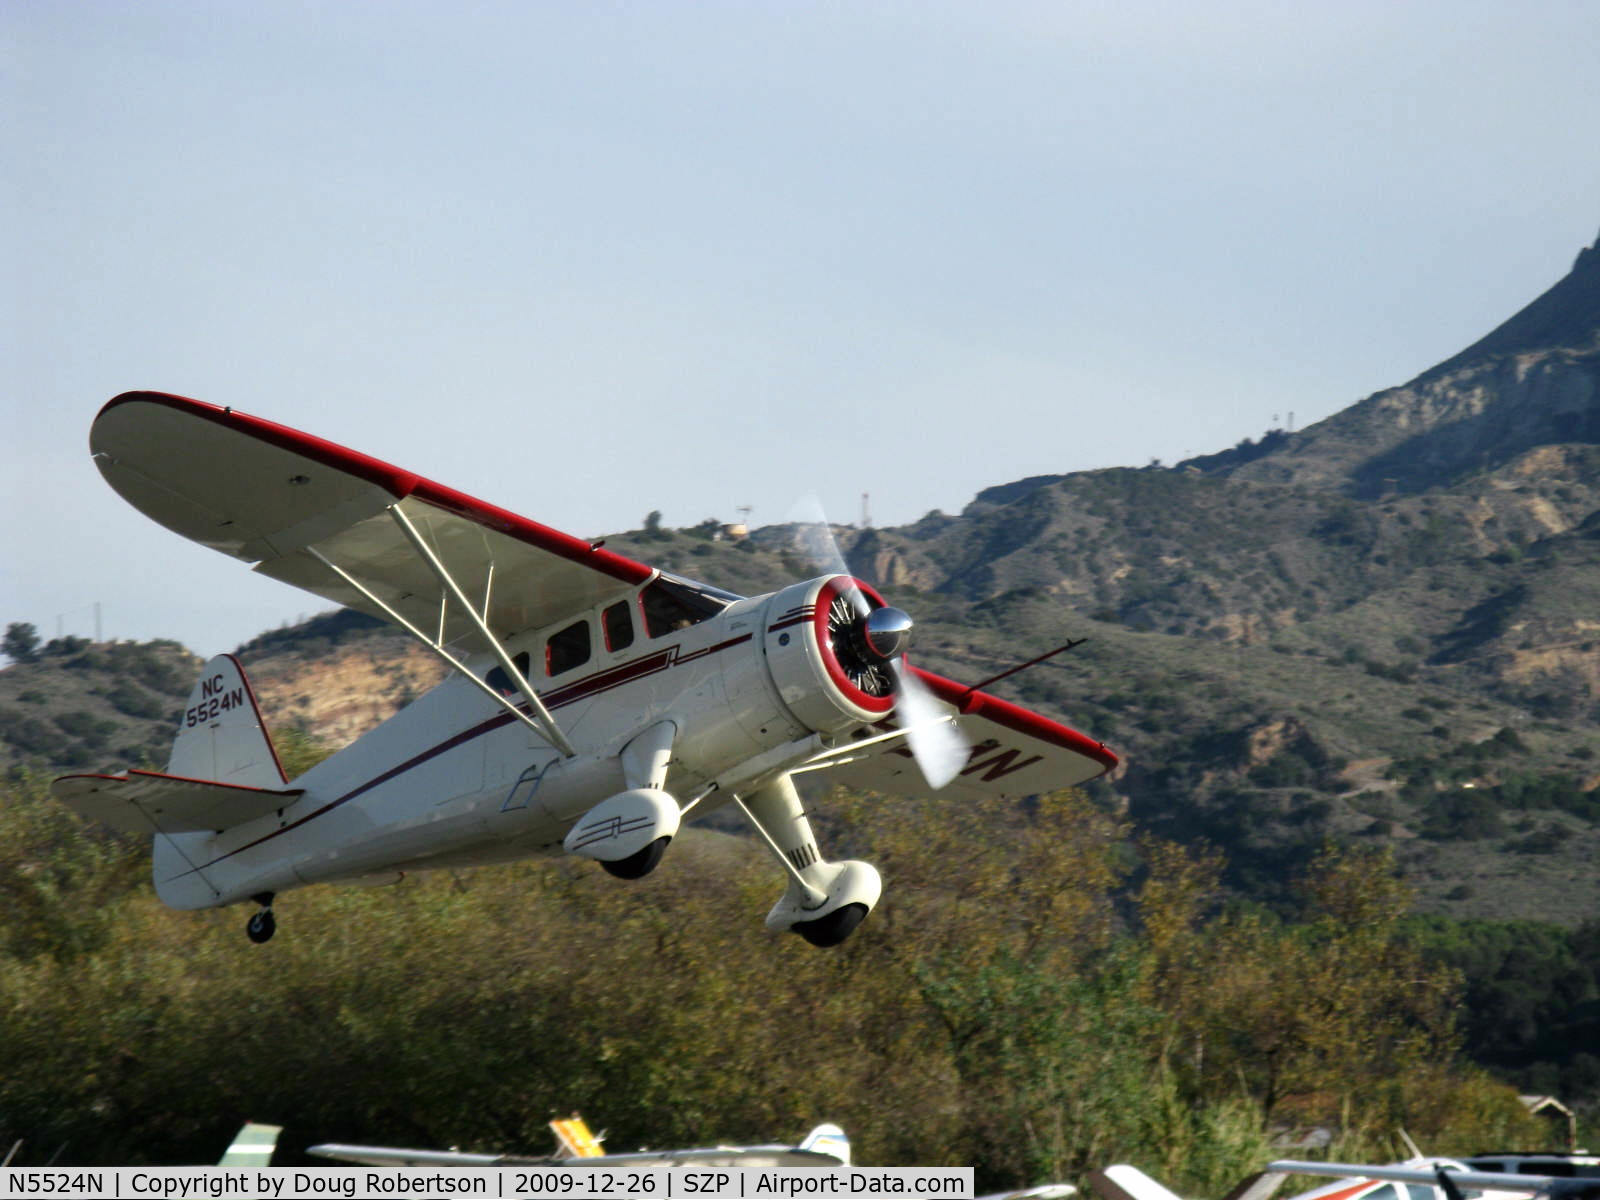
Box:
[153, 833, 234, 909]
[153, 822, 304, 909]
[285, 731, 494, 885]
[290, 790, 497, 884]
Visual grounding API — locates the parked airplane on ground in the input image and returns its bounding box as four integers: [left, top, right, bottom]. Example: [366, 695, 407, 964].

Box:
[1266, 1159, 1600, 1200]
[310, 1117, 850, 1169]
[1089, 1158, 1596, 1200]
[0, 1123, 280, 1170]
[54, 392, 1116, 947]
[312, 1118, 1077, 1198]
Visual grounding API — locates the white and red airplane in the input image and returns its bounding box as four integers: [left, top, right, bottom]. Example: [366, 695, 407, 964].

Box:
[1091, 1159, 1547, 1200]
[53, 392, 1117, 947]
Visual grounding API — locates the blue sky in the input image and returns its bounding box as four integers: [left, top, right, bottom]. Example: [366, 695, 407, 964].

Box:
[5, 1, 1598, 657]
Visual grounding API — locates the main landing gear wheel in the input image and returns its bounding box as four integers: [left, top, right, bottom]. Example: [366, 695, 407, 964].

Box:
[793, 902, 868, 948]
[601, 836, 670, 880]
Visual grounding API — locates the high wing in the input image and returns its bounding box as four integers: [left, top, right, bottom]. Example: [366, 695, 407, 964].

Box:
[91, 392, 654, 648]
[820, 666, 1117, 800]
[54, 771, 302, 835]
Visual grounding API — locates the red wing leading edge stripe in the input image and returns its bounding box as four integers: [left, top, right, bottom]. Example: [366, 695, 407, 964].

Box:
[99, 392, 656, 587]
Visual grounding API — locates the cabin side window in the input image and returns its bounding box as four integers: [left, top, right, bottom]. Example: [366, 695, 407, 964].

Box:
[640, 577, 730, 638]
[546, 620, 591, 676]
[603, 600, 635, 652]
[486, 652, 532, 696]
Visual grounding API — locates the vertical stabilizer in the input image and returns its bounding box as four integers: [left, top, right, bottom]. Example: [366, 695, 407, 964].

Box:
[218, 1122, 282, 1167]
[168, 654, 288, 788]
[798, 1124, 850, 1166]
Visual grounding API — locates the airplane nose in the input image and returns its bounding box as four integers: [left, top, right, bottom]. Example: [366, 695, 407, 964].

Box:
[862, 607, 913, 661]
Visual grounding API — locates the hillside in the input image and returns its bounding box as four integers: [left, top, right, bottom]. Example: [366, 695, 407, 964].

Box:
[1225, 229, 1600, 497]
[0, 638, 200, 772]
[5, 229, 1599, 930]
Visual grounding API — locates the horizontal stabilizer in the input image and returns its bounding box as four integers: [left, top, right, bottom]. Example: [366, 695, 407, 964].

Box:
[52, 770, 301, 835]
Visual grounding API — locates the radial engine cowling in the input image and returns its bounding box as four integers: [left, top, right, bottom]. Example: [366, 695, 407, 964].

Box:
[760, 575, 900, 735]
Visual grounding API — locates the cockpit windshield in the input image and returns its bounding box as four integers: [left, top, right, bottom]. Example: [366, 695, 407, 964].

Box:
[640, 574, 742, 638]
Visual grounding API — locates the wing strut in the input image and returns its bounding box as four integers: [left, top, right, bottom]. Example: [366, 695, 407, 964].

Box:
[385, 505, 576, 756]
[306, 507, 577, 758]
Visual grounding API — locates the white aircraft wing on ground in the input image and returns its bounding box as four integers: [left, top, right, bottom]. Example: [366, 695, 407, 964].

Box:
[310, 1123, 850, 1171]
[1267, 1160, 1597, 1200]
[1090, 1159, 1594, 1200]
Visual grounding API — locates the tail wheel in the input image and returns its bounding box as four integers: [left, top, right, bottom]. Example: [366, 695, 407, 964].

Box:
[246, 909, 276, 944]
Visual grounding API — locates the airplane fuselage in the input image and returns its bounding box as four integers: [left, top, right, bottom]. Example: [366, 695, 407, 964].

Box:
[153, 575, 880, 910]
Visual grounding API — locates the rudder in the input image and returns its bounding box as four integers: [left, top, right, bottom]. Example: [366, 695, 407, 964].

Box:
[170, 654, 288, 787]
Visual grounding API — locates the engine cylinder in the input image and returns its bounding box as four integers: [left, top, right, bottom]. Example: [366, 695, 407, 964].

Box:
[760, 576, 896, 733]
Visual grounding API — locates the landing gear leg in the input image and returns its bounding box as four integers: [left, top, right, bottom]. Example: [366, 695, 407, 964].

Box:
[246, 892, 276, 944]
[735, 774, 879, 946]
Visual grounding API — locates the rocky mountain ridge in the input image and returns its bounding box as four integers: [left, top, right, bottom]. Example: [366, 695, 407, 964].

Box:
[1228, 227, 1600, 496]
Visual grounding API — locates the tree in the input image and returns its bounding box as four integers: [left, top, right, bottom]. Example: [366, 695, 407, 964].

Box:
[4, 622, 40, 664]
